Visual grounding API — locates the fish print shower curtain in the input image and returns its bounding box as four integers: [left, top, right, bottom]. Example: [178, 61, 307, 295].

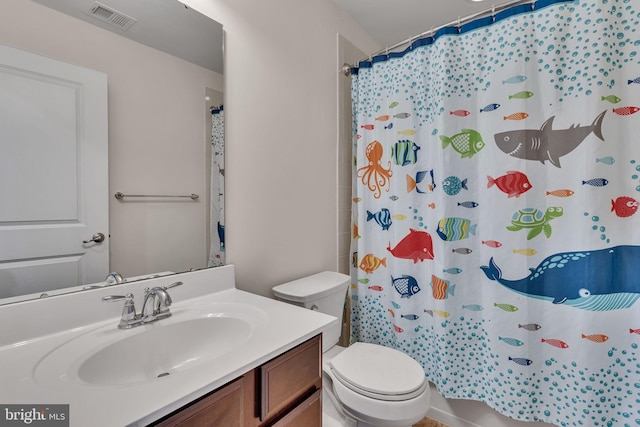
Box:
[350, 0, 640, 425]
[209, 106, 225, 267]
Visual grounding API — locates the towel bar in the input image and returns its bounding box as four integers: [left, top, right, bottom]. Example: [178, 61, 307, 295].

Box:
[114, 192, 199, 200]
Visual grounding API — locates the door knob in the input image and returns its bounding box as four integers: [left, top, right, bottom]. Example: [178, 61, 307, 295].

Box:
[83, 232, 105, 244]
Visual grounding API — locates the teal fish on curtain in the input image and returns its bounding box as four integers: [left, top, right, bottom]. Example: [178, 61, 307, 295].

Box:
[350, 0, 640, 425]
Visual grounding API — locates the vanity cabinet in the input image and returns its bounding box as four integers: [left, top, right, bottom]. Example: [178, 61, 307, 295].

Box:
[153, 377, 245, 426]
[151, 334, 322, 427]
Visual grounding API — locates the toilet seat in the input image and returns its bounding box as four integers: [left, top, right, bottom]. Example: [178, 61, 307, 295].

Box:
[329, 342, 427, 401]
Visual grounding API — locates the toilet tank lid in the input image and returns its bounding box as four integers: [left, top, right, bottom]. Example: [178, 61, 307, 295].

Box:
[272, 271, 350, 303]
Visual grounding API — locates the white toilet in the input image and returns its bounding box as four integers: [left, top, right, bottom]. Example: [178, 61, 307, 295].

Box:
[272, 271, 431, 427]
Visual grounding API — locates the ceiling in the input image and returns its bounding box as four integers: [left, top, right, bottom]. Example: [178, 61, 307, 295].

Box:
[31, 0, 223, 73]
[334, 0, 515, 53]
[31, 0, 518, 74]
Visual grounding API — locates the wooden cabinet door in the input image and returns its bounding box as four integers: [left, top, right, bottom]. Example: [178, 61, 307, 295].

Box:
[270, 389, 321, 427]
[151, 334, 323, 427]
[153, 377, 243, 427]
[260, 336, 322, 422]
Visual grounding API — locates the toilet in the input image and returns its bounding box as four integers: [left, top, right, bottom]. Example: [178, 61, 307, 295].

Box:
[272, 272, 431, 427]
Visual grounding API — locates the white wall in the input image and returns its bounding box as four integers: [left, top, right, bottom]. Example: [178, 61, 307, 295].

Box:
[0, 0, 223, 279]
[181, 0, 379, 296]
[182, 1, 555, 426]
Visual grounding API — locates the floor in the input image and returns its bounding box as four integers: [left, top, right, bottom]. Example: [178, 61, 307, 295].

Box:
[413, 418, 449, 427]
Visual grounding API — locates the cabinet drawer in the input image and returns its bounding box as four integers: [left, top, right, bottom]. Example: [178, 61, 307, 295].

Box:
[260, 335, 322, 421]
[270, 389, 321, 427]
[153, 377, 243, 427]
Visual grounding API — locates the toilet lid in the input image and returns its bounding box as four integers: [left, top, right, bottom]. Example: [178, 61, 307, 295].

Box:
[329, 342, 427, 401]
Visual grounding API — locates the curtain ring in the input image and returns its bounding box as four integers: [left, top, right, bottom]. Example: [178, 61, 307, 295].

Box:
[457, 16, 462, 33]
[491, 5, 496, 22]
[531, 1, 536, 11]
[431, 27, 435, 42]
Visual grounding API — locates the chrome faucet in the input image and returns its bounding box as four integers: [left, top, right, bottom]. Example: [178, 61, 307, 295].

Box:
[102, 293, 140, 329]
[103, 281, 183, 329]
[82, 271, 125, 290]
[141, 286, 173, 321]
[105, 271, 124, 285]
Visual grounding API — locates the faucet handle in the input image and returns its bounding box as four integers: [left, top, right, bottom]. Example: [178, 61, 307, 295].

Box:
[103, 293, 139, 329]
[102, 294, 132, 303]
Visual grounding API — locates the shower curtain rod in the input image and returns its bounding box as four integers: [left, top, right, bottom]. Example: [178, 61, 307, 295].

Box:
[344, 0, 538, 74]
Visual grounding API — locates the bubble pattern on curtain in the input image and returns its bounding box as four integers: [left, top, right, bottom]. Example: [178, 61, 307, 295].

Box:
[350, 1, 640, 425]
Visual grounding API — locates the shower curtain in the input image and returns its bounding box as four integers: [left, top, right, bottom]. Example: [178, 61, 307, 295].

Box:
[350, 0, 640, 425]
[209, 106, 225, 267]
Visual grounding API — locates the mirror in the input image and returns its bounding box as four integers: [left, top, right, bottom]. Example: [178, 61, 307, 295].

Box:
[0, 0, 224, 304]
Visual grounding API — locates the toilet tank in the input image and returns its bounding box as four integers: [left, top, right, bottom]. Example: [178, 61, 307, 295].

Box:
[272, 271, 350, 350]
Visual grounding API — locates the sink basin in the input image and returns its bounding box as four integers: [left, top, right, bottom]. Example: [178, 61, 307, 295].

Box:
[79, 317, 250, 386]
[35, 303, 267, 388]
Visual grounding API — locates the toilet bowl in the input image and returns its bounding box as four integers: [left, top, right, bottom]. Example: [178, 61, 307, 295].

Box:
[272, 272, 431, 427]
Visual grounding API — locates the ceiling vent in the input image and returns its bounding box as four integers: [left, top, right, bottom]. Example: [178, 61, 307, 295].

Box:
[85, 2, 137, 31]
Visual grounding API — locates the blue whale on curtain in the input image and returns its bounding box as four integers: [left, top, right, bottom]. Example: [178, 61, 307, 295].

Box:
[494, 110, 607, 167]
[480, 245, 640, 311]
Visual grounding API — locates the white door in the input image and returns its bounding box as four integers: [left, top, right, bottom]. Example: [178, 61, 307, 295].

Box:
[0, 44, 108, 299]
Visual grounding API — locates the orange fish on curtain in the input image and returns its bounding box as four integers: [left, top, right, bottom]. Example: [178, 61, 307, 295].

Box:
[359, 253, 386, 274]
[430, 275, 455, 300]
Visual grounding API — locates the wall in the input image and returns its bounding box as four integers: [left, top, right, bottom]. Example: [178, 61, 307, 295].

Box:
[182, 1, 556, 426]
[0, 0, 223, 279]
[181, 0, 379, 296]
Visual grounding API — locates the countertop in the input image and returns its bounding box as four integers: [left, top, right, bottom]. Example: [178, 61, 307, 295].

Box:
[0, 266, 337, 426]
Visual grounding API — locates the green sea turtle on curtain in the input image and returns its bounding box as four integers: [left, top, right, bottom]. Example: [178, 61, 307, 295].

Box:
[506, 207, 564, 240]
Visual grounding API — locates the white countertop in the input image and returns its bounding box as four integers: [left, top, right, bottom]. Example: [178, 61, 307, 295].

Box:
[0, 266, 337, 426]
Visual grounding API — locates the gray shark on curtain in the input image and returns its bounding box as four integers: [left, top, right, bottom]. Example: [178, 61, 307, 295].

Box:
[494, 110, 607, 167]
